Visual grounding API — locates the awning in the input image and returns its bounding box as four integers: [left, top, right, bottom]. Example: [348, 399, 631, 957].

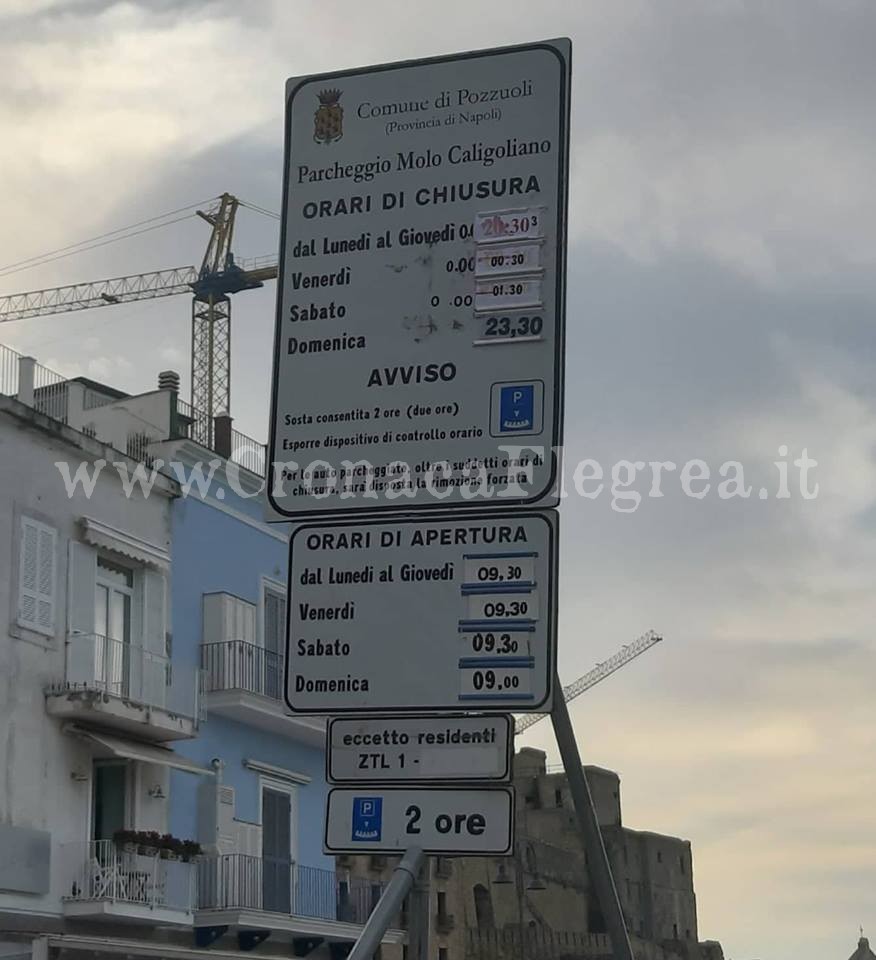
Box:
[79, 516, 171, 572]
[66, 726, 212, 776]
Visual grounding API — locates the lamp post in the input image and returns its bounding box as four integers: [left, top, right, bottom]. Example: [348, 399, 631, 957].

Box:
[492, 839, 548, 959]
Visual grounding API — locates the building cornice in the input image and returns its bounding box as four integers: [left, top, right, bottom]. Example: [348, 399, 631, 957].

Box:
[0, 396, 179, 498]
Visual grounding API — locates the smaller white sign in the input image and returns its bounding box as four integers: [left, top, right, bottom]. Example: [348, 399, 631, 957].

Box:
[475, 276, 544, 312]
[475, 313, 546, 345]
[466, 590, 540, 620]
[474, 206, 547, 244]
[324, 787, 515, 855]
[285, 511, 557, 714]
[475, 241, 543, 277]
[327, 715, 513, 784]
[462, 555, 536, 585]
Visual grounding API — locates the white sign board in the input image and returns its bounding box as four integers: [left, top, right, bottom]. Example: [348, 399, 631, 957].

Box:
[327, 714, 513, 784]
[324, 787, 514, 855]
[267, 39, 571, 518]
[285, 511, 557, 714]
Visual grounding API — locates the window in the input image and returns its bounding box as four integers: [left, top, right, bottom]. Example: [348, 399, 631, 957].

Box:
[438, 949, 448, 960]
[657, 850, 662, 863]
[18, 517, 56, 635]
[93, 760, 130, 842]
[261, 782, 297, 913]
[679, 854, 686, 875]
[473, 884, 494, 929]
[371, 883, 382, 910]
[338, 880, 350, 921]
[554, 788, 564, 808]
[95, 558, 133, 696]
[673, 923, 678, 939]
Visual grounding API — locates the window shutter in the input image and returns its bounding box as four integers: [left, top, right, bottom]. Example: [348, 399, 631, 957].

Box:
[67, 540, 96, 636]
[264, 589, 286, 655]
[143, 570, 167, 656]
[18, 518, 56, 636]
[142, 570, 168, 708]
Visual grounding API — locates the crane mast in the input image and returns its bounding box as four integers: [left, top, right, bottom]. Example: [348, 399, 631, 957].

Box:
[515, 630, 662, 734]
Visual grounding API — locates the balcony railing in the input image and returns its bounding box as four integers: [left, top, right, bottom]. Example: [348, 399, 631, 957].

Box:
[198, 856, 376, 924]
[32, 361, 69, 422]
[55, 632, 200, 720]
[229, 428, 266, 476]
[172, 397, 266, 477]
[61, 839, 196, 913]
[201, 640, 284, 701]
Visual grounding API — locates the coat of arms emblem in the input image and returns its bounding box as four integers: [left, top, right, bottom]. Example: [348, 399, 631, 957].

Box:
[314, 88, 343, 144]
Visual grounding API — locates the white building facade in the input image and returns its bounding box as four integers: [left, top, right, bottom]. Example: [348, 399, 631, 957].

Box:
[0, 346, 398, 960]
[0, 384, 207, 941]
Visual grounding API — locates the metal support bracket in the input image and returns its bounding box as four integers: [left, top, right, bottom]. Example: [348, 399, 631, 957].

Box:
[293, 938, 325, 957]
[194, 925, 228, 949]
[237, 930, 271, 952]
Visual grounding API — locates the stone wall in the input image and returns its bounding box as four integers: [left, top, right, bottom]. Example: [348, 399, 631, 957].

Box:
[340, 747, 718, 960]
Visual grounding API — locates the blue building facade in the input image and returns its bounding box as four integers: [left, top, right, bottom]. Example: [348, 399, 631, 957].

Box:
[167, 481, 333, 873]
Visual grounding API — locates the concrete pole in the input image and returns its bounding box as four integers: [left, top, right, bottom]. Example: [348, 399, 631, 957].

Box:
[347, 847, 424, 960]
[550, 678, 634, 960]
[17, 355, 35, 407]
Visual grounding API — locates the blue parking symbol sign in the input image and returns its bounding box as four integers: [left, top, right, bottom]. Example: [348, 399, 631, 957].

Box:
[499, 384, 535, 432]
[351, 797, 383, 842]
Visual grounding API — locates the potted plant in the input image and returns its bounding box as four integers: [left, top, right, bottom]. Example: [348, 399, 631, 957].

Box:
[112, 829, 201, 860]
[158, 834, 178, 860]
[140, 831, 162, 856]
[180, 840, 202, 862]
[113, 828, 138, 855]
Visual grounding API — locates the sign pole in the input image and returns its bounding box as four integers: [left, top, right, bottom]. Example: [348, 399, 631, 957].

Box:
[407, 857, 432, 960]
[550, 678, 634, 960]
[347, 846, 424, 960]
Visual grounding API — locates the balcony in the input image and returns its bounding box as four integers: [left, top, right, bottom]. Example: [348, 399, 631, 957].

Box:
[201, 640, 323, 746]
[46, 633, 201, 741]
[60, 839, 196, 925]
[197, 855, 403, 946]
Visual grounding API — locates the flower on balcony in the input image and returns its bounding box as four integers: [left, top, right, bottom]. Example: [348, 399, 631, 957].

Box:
[113, 829, 202, 861]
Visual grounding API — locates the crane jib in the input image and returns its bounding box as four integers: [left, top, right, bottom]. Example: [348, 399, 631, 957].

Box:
[0, 267, 200, 322]
[513, 631, 662, 734]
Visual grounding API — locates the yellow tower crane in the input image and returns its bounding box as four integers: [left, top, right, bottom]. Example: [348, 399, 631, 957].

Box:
[0, 193, 279, 446]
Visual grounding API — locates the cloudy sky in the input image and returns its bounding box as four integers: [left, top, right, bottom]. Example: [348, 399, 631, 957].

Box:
[1, 2, 874, 958]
